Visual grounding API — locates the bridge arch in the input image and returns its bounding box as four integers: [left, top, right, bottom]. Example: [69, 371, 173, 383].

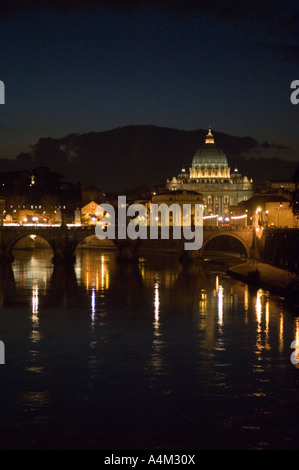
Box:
[200, 232, 251, 258]
[75, 233, 116, 251]
[6, 233, 55, 260]
[73, 233, 140, 263]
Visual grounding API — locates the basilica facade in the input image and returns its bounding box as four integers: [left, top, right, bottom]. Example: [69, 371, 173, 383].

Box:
[166, 128, 254, 219]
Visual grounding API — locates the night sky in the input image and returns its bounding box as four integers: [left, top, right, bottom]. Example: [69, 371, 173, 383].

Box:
[0, 0, 298, 161]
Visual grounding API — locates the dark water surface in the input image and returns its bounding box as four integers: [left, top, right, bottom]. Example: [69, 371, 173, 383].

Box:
[0, 248, 299, 450]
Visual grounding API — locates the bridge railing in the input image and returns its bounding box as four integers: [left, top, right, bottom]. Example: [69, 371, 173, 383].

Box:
[1, 223, 95, 230]
[1, 223, 253, 233]
[203, 225, 253, 230]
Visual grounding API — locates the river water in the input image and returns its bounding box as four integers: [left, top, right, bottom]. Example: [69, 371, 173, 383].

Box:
[0, 247, 299, 450]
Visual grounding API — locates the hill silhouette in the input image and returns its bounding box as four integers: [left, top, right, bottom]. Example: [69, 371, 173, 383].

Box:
[0, 125, 297, 191]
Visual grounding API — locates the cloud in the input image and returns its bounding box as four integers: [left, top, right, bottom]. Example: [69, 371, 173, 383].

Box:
[240, 143, 298, 162]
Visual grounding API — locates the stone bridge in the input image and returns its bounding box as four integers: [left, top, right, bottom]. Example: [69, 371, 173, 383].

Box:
[200, 226, 255, 258]
[0, 224, 142, 263]
[0, 225, 96, 263]
[0, 224, 257, 264]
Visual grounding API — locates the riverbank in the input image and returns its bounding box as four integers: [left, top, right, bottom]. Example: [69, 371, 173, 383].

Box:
[202, 250, 247, 269]
[227, 259, 299, 298]
[200, 250, 299, 298]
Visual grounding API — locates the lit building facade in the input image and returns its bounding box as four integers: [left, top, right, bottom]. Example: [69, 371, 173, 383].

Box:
[166, 128, 254, 219]
[266, 179, 295, 195]
[150, 190, 203, 226]
[239, 194, 299, 228]
[81, 201, 104, 224]
[264, 201, 298, 228]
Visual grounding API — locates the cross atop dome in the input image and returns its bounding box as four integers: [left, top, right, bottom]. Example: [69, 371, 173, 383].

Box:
[205, 127, 214, 144]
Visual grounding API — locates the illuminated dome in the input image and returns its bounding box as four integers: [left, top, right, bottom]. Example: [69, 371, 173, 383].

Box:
[192, 128, 228, 167]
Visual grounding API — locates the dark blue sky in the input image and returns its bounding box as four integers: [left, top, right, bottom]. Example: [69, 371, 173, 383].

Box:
[0, 1, 298, 160]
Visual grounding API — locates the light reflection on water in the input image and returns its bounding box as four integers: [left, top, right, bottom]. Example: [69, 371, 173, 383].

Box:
[0, 248, 299, 449]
